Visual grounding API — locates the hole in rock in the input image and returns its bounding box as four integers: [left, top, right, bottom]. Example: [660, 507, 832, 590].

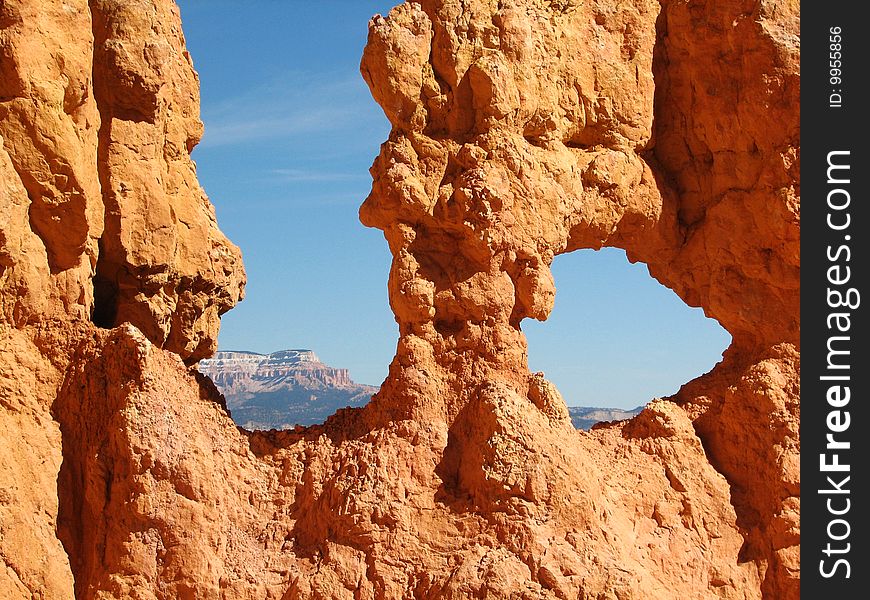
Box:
[523, 248, 731, 430]
[91, 273, 118, 329]
[177, 0, 397, 431]
[91, 239, 118, 329]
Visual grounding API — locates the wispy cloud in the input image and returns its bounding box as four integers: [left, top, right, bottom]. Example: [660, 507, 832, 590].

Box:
[215, 192, 372, 212]
[201, 108, 350, 147]
[269, 168, 369, 183]
[198, 71, 382, 148]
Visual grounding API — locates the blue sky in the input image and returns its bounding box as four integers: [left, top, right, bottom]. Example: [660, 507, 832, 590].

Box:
[177, 0, 731, 409]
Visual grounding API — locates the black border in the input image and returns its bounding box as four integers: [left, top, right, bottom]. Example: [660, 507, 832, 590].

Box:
[801, 4, 869, 596]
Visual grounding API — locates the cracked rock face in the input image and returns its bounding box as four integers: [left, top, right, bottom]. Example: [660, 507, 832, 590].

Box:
[361, 0, 799, 595]
[0, 0, 245, 361]
[0, 1, 798, 599]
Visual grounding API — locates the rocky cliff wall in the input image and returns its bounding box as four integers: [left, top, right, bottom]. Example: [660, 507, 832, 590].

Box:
[359, 0, 799, 596]
[1, 0, 244, 596]
[0, 1, 799, 599]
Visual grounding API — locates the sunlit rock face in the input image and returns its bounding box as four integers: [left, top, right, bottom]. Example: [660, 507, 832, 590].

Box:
[0, 0, 245, 360]
[0, 1, 798, 599]
[360, 0, 798, 596]
[2, 1, 243, 597]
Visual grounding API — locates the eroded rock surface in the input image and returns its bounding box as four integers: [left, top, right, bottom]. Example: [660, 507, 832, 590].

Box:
[1, 0, 243, 596]
[0, 0, 245, 361]
[0, 0, 799, 599]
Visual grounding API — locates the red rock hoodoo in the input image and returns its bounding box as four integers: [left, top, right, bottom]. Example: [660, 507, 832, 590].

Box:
[0, 1, 799, 599]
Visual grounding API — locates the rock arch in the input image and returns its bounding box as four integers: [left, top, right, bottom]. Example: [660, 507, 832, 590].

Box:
[359, 1, 799, 596]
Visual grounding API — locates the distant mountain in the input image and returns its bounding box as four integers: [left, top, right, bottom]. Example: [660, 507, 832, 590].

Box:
[198, 350, 378, 430]
[199, 350, 641, 431]
[568, 406, 643, 430]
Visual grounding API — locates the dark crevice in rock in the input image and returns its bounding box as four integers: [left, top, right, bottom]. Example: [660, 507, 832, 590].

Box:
[89, 0, 118, 332]
[563, 139, 594, 150]
[91, 239, 118, 329]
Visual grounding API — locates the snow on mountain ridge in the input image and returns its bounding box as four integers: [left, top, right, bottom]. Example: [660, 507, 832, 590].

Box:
[197, 349, 377, 430]
[204, 349, 321, 365]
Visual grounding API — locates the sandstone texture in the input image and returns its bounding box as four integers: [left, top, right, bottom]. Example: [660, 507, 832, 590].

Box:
[0, 1, 799, 600]
[1, 0, 243, 595]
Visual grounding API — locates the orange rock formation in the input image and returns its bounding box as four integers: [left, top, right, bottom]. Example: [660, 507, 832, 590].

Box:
[0, 1, 799, 599]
